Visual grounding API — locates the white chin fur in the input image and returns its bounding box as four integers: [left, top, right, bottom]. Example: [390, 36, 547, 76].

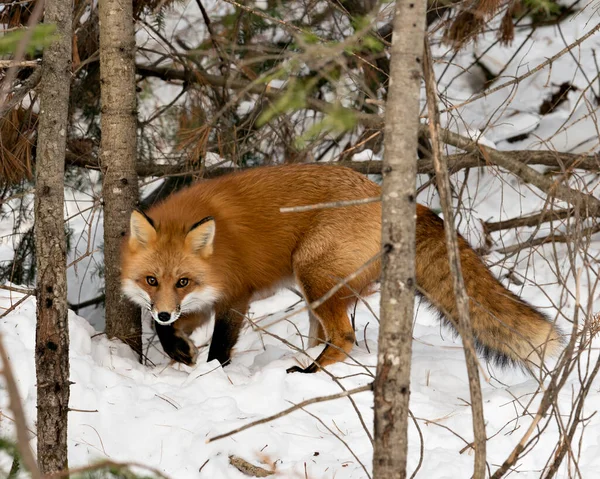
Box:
[180, 286, 220, 314]
[121, 279, 151, 309]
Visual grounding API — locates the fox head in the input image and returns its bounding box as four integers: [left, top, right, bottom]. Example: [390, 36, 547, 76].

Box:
[121, 210, 221, 326]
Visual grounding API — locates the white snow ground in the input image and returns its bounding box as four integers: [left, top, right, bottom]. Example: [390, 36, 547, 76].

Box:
[1, 1, 599, 478]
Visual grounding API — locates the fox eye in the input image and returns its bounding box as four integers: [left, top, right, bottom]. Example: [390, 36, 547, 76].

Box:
[176, 278, 189, 288]
[146, 276, 158, 286]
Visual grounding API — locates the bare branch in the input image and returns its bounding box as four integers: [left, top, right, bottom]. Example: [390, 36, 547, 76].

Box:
[0, 285, 34, 295]
[494, 223, 600, 255]
[67, 143, 600, 179]
[484, 208, 575, 233]
[207, 383, 372, 443]
[0, 294, 31, 319]
[431, 127, 600, 216]
[424, 39, 486, 478]
[68, 295, 105, 314]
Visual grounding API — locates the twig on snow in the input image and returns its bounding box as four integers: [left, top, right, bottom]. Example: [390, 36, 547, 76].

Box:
[207, 383, 372, 443]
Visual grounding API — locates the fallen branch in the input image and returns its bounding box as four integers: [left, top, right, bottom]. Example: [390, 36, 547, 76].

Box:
[228, 455, 274, 477]
[207, 383, 372, 443]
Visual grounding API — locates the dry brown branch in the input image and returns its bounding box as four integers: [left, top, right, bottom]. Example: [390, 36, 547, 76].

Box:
[484, 208, 575, 233]
[441, 151, 600, 174]
[431, 127, 600, 216]
[0, 293, 31, 319]
[0, 60, 39, 68]
[0, 334, 40, 479]
[194, 0, 227, 72]
[0, 285, 34, 294]
[424, 39, 487, 478]
[207, 383, 372, 443]
[228, 455, 274, 477]
[409, 410, 424, 479]
[494, 223, 600, 255]
[67, 142, 600, 178]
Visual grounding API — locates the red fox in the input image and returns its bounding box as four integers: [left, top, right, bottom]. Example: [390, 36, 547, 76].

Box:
[121, 164, 562, 373]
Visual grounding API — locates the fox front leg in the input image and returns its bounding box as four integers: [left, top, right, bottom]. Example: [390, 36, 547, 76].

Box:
[207, 299, 249, 367]
[154, 322, 199, 366]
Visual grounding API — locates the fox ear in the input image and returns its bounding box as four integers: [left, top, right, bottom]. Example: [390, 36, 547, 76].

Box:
[185, 216, 215, 258]
[129, 210, 157, 248]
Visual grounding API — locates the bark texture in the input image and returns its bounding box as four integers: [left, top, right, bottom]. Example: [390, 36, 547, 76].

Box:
[99, 0, 141, 354]
[373, 0, 427, 477]
[34, 0, 72, 472]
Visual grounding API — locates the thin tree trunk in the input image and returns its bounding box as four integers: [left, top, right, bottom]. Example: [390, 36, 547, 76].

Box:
[99, 0, 141, 354]
[34, 0, 72, 472]
[373, 0, 427, 477]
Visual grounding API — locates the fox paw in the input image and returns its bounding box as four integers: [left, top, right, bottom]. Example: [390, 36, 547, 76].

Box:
[286, 362, 319, 374]
[167, 334, 199, 366]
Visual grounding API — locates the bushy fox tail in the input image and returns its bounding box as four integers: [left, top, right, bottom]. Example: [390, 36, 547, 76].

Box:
[415, 205, 563, 369]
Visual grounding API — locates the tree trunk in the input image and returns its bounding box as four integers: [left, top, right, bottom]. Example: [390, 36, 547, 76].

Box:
[34, 0, 72, 472]
[99, 0, 141, 354]
[373, 0, 427, 477]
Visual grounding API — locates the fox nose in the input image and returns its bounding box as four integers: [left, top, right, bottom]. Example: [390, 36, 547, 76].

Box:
[157, 312, 171, 323]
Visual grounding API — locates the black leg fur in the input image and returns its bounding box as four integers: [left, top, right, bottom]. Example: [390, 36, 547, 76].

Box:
[155, 322, 199, 366]
[207, 306, 246, 366]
